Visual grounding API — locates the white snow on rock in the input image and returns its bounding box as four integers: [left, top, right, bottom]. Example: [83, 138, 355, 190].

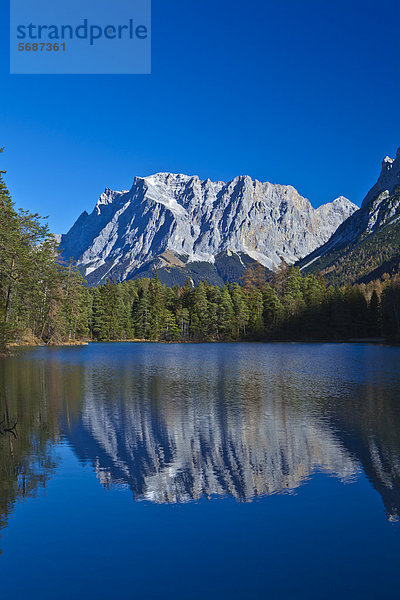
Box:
[60, 172, 358, 284]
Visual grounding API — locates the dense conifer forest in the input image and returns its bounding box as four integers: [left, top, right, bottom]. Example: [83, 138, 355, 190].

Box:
[87, 267, 400, 342]
[1, 154, 400, 352]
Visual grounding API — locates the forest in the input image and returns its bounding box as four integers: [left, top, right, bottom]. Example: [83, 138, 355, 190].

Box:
[1, 155, 400, 352]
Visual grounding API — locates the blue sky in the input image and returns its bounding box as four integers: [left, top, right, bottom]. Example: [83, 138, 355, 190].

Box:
[1, 0, 400, 233]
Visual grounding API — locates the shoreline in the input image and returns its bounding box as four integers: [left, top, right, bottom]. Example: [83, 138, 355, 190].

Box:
[2, 337, 397, 355]
[1, 340, 90, 356]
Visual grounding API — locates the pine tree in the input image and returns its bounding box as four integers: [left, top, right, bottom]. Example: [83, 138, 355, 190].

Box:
[247, 288, 264, 334]
[230, 283, 249, 337]
[283, 266, 305, 320]
[0, 151, 57, 350]
[368, 290, 381, 336]
[148, 272, 165, 339]
[132, 282, 151, 339]
[190, 281, 209, 339]
[218, 286, 235, 339]
[176, 307, 190, 339]
[262, 285, 284, 332]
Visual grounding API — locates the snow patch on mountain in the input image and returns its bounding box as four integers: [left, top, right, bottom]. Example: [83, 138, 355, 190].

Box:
[60, 172, 358, 285]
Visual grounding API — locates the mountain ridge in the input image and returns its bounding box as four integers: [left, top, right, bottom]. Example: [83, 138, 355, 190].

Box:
[300, 148, 400, 284]
[59, 172, 357, 286]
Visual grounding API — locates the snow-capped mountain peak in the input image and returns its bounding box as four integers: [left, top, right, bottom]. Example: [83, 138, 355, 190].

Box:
[59, 172, 357, 286]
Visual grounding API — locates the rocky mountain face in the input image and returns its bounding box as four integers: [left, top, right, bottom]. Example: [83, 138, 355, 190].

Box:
[300, 148, 400, 284]
[59, 173, 357, 286]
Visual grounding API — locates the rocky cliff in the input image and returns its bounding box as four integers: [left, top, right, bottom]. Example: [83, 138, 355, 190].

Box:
[300, 148, 400, 284]
[59, 173, 357, 285]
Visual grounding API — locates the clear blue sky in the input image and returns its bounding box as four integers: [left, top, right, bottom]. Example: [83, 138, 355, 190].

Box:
[1, 0, 400, 233]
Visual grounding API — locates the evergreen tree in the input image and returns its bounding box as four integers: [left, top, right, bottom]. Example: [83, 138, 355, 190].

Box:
[247, 288, 264, 334]
[262, 285, 284, 332]
[176, 307, 190, 339]
[132, 281, 151, 339]
[368, 290, 381, 336]
[230, 283, 249, 337]
[148, 272, 164, 340]
[190, 281, 209, 339]
[0, 152, 58, 351]
[218, 286, 235, 339]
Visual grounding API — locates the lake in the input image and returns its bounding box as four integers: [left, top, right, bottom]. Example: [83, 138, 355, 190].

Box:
[0, 342, 400, 599]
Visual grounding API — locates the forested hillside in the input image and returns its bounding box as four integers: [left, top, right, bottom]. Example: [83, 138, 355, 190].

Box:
[300, 187, 400, 286]
[299, 147, 400, 285]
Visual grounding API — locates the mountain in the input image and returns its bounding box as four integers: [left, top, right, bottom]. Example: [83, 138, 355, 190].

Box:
[59, 173, 357, 286]
[300, 148, 400, 284]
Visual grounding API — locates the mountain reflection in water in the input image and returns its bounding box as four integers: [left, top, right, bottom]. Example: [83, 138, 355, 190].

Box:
[1, 342, 400, 532]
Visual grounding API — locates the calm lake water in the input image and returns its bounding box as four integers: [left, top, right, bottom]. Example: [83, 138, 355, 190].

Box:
[0, 342, 400, 599]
